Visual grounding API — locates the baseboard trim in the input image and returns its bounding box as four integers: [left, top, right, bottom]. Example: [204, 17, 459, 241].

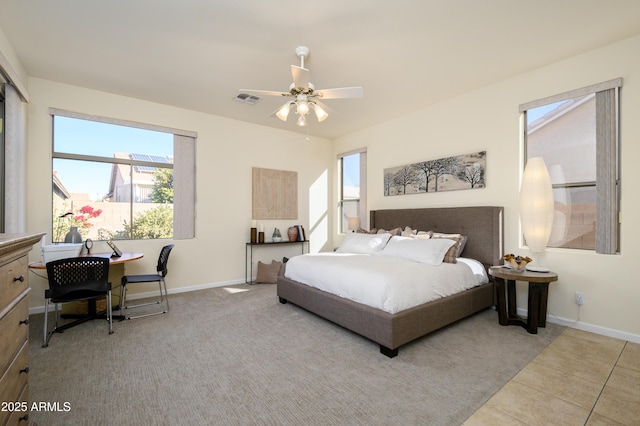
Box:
[516, 308, 640, 344]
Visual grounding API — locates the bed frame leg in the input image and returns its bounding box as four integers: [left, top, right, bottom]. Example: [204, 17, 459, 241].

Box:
[279, 297, 288, 304]
[380, 345, 398, 358]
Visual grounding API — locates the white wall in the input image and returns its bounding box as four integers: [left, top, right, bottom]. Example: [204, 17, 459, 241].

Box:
[334, 35, 640, 341]
[0, 25, 28, 88]
[24, 78, 335, 309]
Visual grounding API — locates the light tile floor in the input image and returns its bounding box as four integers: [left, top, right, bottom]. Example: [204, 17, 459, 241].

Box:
[464, 328, 640, 425]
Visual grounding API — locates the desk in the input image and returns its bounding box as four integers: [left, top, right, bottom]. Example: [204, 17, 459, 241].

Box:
[489, 266, 558, 334]
[28, 251, 144, 270]
[29, 252, 144, 321]
[245, 241, 308, 283]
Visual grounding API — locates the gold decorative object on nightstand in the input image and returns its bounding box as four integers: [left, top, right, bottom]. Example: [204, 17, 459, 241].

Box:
[502, 253, 532, 272]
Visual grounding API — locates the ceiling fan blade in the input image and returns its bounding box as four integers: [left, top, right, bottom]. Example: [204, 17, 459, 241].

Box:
[316, 86, 364, 100]
[291, 65, 310, 90]
[238, 89, 290, 97]
[313, 99, 337, 115]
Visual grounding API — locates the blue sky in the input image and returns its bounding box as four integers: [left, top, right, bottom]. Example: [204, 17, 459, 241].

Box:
[527, 100, 565, 124]
[342, 153, 359, 188]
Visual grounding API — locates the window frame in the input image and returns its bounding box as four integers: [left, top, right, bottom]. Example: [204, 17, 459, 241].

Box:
[0, 89, 4, 233]
[50, 108, 196, 241]
[337, 148, 367, 234]
[519, 78, 621, 254]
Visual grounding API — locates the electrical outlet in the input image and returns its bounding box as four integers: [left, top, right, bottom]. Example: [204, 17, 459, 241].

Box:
[575, 292, 585, 306]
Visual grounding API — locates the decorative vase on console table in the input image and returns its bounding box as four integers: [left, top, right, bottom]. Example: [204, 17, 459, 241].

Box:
[287, 226, 298, 242]
[250, 220, 257, 243]
[64, 226, 83, 243]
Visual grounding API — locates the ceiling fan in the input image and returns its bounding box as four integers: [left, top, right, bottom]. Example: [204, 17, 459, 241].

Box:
[239, 46, 364, 127]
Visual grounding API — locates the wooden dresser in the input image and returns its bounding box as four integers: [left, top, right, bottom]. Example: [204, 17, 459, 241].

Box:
[0, 233, 43, 426]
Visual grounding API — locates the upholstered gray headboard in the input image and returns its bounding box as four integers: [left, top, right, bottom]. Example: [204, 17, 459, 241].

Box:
[370, 206, 504, 270]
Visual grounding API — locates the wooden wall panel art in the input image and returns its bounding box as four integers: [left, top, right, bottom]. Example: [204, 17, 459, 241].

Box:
[252, 167, 298, 219]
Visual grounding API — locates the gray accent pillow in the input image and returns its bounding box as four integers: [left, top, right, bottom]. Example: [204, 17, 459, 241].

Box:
[256, 260, 282, 284]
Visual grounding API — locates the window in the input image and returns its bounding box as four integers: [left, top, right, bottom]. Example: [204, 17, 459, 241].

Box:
[0, 90, 4, 233]
[51, 110, 196, 242]
[338, 149, 367, 233]
[520, 78, 621, 253]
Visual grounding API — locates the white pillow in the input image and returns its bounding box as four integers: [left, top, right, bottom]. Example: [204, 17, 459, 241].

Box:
[379, 237, 455, 265]
[389, 235, 413, 241]
[337, 232, 392, 254]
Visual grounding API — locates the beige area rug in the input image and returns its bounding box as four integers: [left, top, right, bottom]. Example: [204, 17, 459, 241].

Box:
[28, 283, 563, 425]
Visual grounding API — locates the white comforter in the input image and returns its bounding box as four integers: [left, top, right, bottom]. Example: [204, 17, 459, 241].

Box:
[284, 253, 488, 314]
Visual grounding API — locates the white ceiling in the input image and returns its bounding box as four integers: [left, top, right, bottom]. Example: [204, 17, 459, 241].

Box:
[2, 0, 640, 139]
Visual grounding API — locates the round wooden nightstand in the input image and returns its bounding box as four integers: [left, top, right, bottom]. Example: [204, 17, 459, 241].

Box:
[489, 266, 558, 334]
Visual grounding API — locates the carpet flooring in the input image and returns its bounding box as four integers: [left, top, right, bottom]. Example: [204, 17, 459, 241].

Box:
[28, 283, 563, 425]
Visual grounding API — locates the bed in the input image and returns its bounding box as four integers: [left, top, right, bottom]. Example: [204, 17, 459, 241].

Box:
[277, 206, 504, 357]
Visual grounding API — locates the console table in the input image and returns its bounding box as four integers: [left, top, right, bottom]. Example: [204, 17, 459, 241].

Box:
[245, 240, 308, 283]
[489, 266, 558, 334]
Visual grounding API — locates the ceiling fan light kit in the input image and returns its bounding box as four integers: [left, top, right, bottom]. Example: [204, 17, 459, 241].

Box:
[276, 103, 291, 121]
[296, 98, 310, 115]
[239, 46, 363, 127]
[313, 103, 328, 122]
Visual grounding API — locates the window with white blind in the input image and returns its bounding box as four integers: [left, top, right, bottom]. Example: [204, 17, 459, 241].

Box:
[520, 78, 621, 253]
[338, 149, 367, 233]
[0, 90, 4, 233]
[51, 110, 196, 242]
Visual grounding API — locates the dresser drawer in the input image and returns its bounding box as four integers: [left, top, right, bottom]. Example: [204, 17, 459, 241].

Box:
[0, 294, 29, 374]
[3, 384, 29, 426]
[0, 341, 29, 425]
[0, 256, 28, 311]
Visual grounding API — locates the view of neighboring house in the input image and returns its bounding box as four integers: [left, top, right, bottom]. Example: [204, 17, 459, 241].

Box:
[107, 153, 173, 203]
[52, 170, 71, 202]
[527, 94, 596, 250]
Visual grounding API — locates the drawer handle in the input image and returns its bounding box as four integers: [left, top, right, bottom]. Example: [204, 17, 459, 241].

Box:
[20, 366, 30, 374]
[20, 318, 30, 325]
[13, 275, 25, 282]
[19, 414, 29, 422]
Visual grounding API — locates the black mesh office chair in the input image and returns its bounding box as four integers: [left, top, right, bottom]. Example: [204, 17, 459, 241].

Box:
[43, 256, 113, 347]
[119, 244, 174, 319]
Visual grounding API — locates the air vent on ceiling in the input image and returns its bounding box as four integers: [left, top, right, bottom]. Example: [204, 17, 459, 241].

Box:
[234, 93, 262, 105]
